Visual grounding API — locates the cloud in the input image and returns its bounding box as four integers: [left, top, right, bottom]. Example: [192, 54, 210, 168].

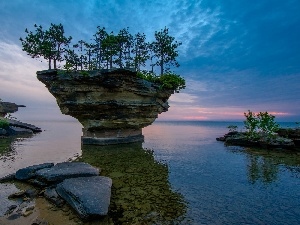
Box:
[0, 0, 299, 121]
[0, 41, 56, 106]
[169, 93, 198, 104]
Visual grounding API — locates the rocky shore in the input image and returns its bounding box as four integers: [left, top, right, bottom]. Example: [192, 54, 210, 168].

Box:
[217, 128, 300, 150]
[0, 162, 112, 223]
[0, 101, 42, 137]
[0, 119, 42, 137]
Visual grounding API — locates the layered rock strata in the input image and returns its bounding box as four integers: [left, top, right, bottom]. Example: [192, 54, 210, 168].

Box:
[37, 69, 174, 145]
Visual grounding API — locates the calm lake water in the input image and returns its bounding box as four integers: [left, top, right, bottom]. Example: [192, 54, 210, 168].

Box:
[1, 120, 300, 224]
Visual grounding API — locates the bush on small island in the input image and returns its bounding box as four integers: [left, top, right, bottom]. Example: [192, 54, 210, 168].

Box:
[137, 71, 185, 92]
[227, 125, 238, 133]
[0, 117, 9, 129]
[244, 110, 279, 139]
[221, 111, 299, 150]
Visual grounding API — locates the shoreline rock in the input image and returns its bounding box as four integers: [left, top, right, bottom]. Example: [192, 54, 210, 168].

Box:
[0, 162, 111, 221]
[8, 119, 42, 133]
[56, 176, 112, 220]
[0, 102, 25, 117]
[35, 162, 100, 185]
[0, 101, 42, 137]
[217, 128, 299, 150]
[15, 163, 54, 181]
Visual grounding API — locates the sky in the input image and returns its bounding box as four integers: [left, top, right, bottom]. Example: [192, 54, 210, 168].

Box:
[0, 0, 299, 122]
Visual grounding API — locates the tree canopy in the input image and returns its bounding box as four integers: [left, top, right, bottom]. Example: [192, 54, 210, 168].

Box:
[20, 23, 185, 91]
[20, 23, 71, 69]
[20, 24, 181, 73]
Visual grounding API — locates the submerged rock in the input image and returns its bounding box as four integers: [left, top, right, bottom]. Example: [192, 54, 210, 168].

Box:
[44, 187, 65, 207]
[2, 161, 112, 222]
[15, 163, 54, 180]
[56, 176, 112, 220]
[35, 162, 99, 184]
[0, 173, 16, 183]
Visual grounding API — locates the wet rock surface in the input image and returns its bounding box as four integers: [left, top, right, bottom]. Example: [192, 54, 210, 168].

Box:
[217, 130, 298, 150]
[44, 187, 65, 207]
[6, 126, 33, 135]
[1, 162, 111, 222]
[0, 173, 16, 183]
[35, 162, 100, 184]
[56, 176, 112, 220]
[0, 119, 42, 137]
[15, 163, 54, 181]
[8, 119, 42, 133]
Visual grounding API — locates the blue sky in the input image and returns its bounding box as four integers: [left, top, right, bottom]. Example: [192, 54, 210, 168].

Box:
[0, 0, 299, 122]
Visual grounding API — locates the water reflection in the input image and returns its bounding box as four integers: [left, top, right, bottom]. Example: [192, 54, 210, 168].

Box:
[247, 154, 279, 184]
[0, 136, 30, 164]
[80, 143, 188, 225]
[0, 137, 14, 156]
[229, 147, 300, 184]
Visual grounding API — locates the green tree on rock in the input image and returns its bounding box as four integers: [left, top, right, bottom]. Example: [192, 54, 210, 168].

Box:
[132, 32, 149, 72]
[115, 28, 133, 69]
[64, 49, 80, 71]
[20, 23, 71, 69]
[47, 23, 72, 69]
[102, 33, 118, 69]
[93, 26, 107, 69]
[151, 27, 182, 75]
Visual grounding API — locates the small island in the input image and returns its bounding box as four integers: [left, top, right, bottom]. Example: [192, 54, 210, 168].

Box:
[217, 110, 300, 150]
[20, 23, 185, 145]
[37, 68, 180, 145]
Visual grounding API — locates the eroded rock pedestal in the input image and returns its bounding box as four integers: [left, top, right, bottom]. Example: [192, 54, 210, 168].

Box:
[37, 69, 174, 145]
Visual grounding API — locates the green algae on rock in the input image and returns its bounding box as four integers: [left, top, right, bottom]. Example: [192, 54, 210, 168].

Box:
[79, 143, 188, 224]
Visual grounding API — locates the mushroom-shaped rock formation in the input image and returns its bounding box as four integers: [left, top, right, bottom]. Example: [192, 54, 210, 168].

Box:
[37, 69, 174, 145]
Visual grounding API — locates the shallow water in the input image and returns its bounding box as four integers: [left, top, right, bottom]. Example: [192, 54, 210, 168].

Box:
[0, 120, 300, 224]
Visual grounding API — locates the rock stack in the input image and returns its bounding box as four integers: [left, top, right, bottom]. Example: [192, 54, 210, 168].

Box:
[37, 69, 174, 145]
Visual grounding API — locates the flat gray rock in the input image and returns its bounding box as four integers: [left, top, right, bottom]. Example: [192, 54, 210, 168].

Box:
[36, 162, 99, 184]
[56, 176, 112, 220]
[44, 187, 65, 207]
[7, 126, 33, 136]
[8, 119, 42, 133]
[15, 163, 54, 180]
